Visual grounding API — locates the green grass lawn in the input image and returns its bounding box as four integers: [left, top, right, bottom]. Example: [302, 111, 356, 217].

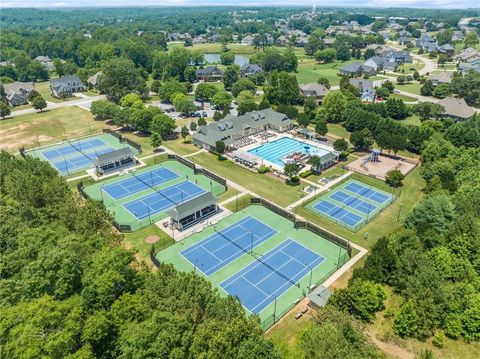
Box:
[401, 114, 422, 127]
[162, 137, 200, 156]
[168, 42, 257, 55]
[191, 151, 305, 207]
[390, 93, 418, 102]
[396, 82, 422, 95]
[295, 60, 355, 85]
[327, 123, 351, 139]
[0, 106, 107, 152]
[394, 61, 425, 75]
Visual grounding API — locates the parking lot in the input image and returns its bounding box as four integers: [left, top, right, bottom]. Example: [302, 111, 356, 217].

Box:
[154, 100, 238, 123]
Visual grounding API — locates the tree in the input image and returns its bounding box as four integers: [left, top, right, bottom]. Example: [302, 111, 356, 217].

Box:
[194, 83, 218, 101]
[307, 155, 322, 173]
[150, 80, 161, 94]
[237, 100, 257, 115]
[451, 71, 480, 107]
[329, 279, 386, 323]
[316, 91, 347, 123]
[333, 138, 348, 152]
[189, 121, 197, 131]
[158, 79, 186, 102]
[172, 93, 195, 114]
[32, 95, 47, 112]
[436, 29, 453, 46]
[394, 300, 418, 337]
[120, 93, 144, 109]
[276, 104, 298, 119]
[304, 96, 317, 114]
[198, 117, 207, 126]
[386, 169, 405, 187]
[90, 100, 119, 120]
[150, 113, 176, 139]
[231, 78, 256, 97]
[350, 128, 374, 150]
[364, 48, 376, 60]
[283, 47, 298, 72]
[180, 126, 189, 142]
[314, 48, 336, 63]
[314, 119, 328, 136]
[412, 102, 445, 121]
[184, 66, 197, 83]
[284, 162, 300, 182]
[97, 57, 147, 103]
[220, 52, 235, 66]
[151, 132, 162, 151]
[212, 91, 233, 110]
[376, 87, 390, 99]
[463, 31, 479, 48]
[420, 79, 434, 96]
[215, 140, 226, 154]
[263, 71, 302, 105]
[433, 84, 451, 99]
[223, 65, 240, 91]
[317, 76, 331, 89]
[335, 44, 351, 61]
[0, 101, 12, 120]
[27, 90, 40, 102]
[296, 113, 311, 128]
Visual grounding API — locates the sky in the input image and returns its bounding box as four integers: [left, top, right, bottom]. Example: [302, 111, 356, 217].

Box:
[1, 0, 479, 8]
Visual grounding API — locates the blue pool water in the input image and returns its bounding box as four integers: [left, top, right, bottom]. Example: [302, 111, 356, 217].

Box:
[248, 137, 332, 167]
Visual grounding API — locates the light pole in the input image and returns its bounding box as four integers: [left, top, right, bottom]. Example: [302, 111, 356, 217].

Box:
[397, 202, 404, 222]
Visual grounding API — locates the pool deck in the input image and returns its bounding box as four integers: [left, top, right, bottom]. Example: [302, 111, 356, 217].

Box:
[229, 132, 337, 172]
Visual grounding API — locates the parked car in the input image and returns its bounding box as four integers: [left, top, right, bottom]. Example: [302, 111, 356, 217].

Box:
[202, 111, 207, 117]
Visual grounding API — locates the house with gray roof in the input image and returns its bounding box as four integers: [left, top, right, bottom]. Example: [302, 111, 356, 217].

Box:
[3, 81, 35, 106]
[299, 83, 330, 103]
[438, 97, 476, 121]
[87, 71, 102, 89]
[192, 109, 293, 151]
[196, 66, 224, 82]
[349, 79, 376, 102]
[429, 71, 454, 86]
[34, 56, 55, 70]
[240, 63, 263, 78]
[416, 35, 437, 52]
[50, 75, 85, 98]
[437, 44, 454, 56]
[339, 62, 376, 77]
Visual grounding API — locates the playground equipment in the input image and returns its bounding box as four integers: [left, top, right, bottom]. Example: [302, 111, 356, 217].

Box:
[361, 149, 381, 170]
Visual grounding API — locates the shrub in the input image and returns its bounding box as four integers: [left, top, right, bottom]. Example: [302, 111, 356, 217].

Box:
[339, 151, 349, 160]
[257, 165, 270, 174]
[432, 331, 445, 348]
[288, 176, 300, 185]
[385, 169, 405, 187]
[299, 170, 312, 178]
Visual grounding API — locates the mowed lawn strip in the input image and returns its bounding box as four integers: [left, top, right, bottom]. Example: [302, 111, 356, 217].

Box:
[191, 151, 304, 207]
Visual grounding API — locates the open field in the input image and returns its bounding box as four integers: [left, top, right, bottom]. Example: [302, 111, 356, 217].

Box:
[296, 60, 355, 85]
[0, 106, 106, 152]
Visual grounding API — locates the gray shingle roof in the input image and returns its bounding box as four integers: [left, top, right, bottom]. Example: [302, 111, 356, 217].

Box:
[94, 147, 134, 165]
[167, 192, 217, 221]
[439, 97, 476, 120]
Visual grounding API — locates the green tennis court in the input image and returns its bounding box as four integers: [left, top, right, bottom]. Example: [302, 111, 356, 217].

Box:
[82, 160, 227, 231]
[156, 205, 350, 330]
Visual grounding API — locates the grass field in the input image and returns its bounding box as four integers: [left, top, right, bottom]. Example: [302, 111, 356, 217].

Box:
[190, 151, 305, 207]
[396, 82, 422, 95]
[296, 60, 355, 85]
[402, 114, 422, 126]
[0, 106, 106, 152]
[327, 123, 351, 139]
[83, 160, 227, 232]
[168, 42, 257, 55]
[390, 93, 418, 102]
[156, 204, 349, 329]
[394, 61, 425, 75]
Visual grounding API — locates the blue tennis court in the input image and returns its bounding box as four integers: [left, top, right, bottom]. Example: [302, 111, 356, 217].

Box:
[181, 216, 277, 276]
[344, 182, 391, 204]
[102, 167, 179, 200]
[330, 191, 377, 215]
[39, 137, 117, 174]
[220, 239, 324, 314]
[123, 181, 206, 219]
[314, 200, 364, 227]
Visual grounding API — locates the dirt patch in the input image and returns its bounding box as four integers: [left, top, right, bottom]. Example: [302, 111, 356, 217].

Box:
[144, 235, 160, 244]
[346, 154, 418, 181]
[369, 331, 414, 359]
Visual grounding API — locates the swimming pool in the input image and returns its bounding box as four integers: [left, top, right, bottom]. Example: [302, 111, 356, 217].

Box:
[248, 137, 332, 167]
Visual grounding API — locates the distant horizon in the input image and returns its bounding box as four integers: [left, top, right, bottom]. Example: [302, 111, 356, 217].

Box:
[1, 1, 480, 10]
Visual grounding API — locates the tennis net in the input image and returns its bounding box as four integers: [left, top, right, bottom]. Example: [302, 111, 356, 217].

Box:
[67, 140, 93, 160]
[213, 226, 302, 288]
[131, 173, 190, 205]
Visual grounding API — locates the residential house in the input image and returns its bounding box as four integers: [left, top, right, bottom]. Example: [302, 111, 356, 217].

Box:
[3, 81, 35, 106]
[87, 71, 102, 89]
[455, 47, 480, 63]
[50, 75, 85, 98]
[196, 66, 224, 82]
[438, 97, 476, 121]
[459, 59, 480, 73]
[349, 79, 376, 102]
[452, 31, 465, 42]
[380, 30, 391, 40]
[383, 50, 413, 64]
[398, 36, 411, 45]
[416, 35, 437, 52]
[324, 38, 335, 47]
[398, 30, 411, 38]
[296, 36, 309, 47]
[339, 62, 376, 77]
[437, 44, 455, 56]
[299, 83, 330, 103]
[241, 35, 254, 45]
[193, 35, 206, 44]
[208, 34, 221, 43]
[240, 63, 263, 78]
[429, 71, 454, 86]
[34, 56, 55, 70]
[364, 56, 398, 72]
[276, 35, 288, 46]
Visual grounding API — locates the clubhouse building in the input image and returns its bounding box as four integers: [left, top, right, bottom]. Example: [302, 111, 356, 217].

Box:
[192, 109, 294, 151]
